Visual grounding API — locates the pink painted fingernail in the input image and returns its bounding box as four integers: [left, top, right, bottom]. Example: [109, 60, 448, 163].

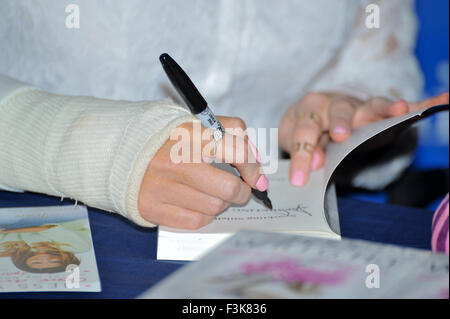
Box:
[291, 170, 305, 187]
[333, 126, 348, 135]
[256, 175, 269, 191]
[311, 151, 321, 171]
[248, 140, 261, 163]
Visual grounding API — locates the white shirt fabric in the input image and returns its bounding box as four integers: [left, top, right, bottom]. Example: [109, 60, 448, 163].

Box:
[0, 0, 423, 227]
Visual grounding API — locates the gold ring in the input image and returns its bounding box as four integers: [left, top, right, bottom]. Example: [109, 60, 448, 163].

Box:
[293, 142, 315, 155]
[310, 112, 323, 129]
[297, 112, 323, 130]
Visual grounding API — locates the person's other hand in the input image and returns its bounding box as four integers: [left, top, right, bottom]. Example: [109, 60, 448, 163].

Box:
[138, 116, 267, 229]
[279, 91, 449, 187]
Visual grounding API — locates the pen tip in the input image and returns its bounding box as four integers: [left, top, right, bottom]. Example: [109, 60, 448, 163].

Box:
[159, 53, 170, 64]
[265, 198, 273, 210]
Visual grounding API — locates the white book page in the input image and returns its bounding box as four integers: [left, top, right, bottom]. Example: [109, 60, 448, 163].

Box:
[158, 163, 337, 261]
[162, 161, 333, 234]
[158, 106, 446, 261]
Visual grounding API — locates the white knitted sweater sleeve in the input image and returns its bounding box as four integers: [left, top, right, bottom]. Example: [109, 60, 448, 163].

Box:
[0, 74, 195, 227]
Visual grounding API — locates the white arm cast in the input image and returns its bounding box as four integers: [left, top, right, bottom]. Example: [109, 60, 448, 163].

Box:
[0, 74, 194, 227]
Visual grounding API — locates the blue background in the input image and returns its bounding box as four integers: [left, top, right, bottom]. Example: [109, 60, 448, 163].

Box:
[414, 0, 449, 169]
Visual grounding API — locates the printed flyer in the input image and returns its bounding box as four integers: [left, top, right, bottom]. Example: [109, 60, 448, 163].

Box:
[0, 205, 101, 292]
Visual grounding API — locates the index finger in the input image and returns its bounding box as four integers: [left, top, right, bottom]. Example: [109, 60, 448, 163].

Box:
[212, 130, 268, 192]
[289, 112, 323, 186]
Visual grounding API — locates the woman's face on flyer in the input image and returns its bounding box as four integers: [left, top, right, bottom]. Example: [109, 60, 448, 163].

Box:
[25, 253, 63, 269]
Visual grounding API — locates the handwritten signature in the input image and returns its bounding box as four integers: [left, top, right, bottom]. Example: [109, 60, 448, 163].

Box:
[231, 204, 312, 218]
[276, 204, 312, 217]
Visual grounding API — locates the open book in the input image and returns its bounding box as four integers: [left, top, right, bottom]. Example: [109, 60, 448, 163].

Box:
[157, 104, 449, 261]
[146, 230, 449, 298]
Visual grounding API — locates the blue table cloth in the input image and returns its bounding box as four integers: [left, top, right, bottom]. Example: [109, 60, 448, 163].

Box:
[0, 190, 433, 299]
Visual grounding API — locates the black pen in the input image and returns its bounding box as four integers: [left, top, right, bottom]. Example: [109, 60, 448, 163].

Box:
[159, 53, 272, 210]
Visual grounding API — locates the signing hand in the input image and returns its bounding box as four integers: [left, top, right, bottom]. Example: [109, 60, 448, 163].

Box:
[279, 91, 449, 186]
[138, 116, 267, 230]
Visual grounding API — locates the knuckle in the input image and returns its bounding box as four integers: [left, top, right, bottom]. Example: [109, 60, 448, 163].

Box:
[185, 215, 210, 230]
[229, 117, 247, 130]
[236, 185, 251, 204]
[331, 113, 351, 123]
[302, 92, 325, 104]
[295, 121, 318, 134]
[370, 96, 388, 104]
[331, 97, 353, 110]
[222, 178, 241, 201]
[292, 128, 319, 144]
[209, 198, 227, 214]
